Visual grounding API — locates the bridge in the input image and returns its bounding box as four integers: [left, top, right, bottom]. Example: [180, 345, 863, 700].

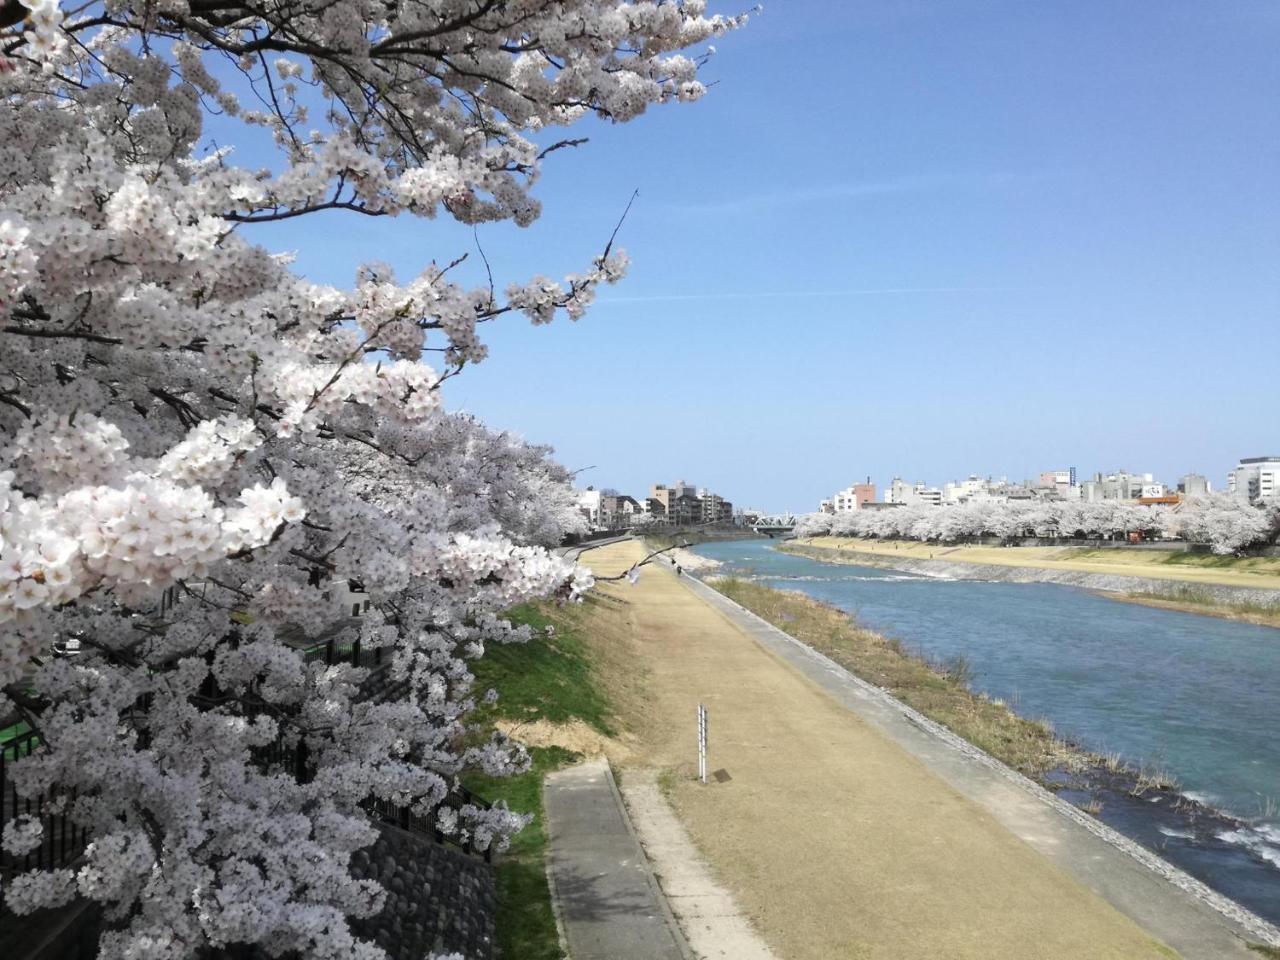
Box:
[751, 515, 797, 538]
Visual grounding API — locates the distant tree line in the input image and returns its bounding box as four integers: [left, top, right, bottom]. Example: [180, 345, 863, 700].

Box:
[796, 495, 1280, 555]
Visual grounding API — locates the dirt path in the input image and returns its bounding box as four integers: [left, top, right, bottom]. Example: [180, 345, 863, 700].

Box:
[619, 769, 780, 960]
[579, 541, 1180, 960]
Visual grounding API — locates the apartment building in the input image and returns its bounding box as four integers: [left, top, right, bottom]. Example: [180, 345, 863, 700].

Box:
[1228, 457, 1280, 502]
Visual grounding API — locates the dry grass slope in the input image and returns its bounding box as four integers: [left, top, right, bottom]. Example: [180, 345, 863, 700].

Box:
[711, 576, 1085, 780]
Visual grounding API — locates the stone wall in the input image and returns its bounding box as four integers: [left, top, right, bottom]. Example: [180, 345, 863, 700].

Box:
[350, 824, 497, 960]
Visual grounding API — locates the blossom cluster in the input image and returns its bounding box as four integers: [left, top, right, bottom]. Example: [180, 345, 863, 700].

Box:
[0, 1, 741, 956]
[796, 494, 1280, 555]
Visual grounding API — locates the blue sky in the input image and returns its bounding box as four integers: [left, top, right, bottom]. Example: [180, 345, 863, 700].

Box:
[248, 1, 1280, 513]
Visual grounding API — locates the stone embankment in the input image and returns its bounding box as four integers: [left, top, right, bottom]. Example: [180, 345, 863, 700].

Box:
[350, 825, 496, 960]
[781, 542, 1280, 609]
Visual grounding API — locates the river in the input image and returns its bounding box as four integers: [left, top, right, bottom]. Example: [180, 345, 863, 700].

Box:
[690, 538, 1280, 925]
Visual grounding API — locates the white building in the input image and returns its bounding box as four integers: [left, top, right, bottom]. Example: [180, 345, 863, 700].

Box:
[885, 477, 914, 504]
[944, 475, 1009, 503]
[1228, 457, 1280, 502]
[913, 482, 943, 506]
[1080, 470, 1153, 502]
[578, 488, 602, 526]
[832, 488, 858, 512]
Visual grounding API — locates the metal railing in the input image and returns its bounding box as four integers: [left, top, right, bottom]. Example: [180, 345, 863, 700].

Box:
[1, 724, 89, 890]
[363, 785, 494, 863]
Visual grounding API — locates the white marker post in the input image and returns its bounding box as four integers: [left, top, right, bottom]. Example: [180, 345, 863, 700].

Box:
[697, 703, 708, 784]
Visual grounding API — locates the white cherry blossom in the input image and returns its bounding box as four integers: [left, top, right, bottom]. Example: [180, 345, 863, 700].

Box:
[0, 0, 744, 955]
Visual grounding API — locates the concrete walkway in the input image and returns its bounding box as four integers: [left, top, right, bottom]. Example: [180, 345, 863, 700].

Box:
[543, 758, 689, 960]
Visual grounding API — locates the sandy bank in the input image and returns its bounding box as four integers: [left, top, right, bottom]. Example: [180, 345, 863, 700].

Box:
[784, 539, 1280, 614]
[663, 545, 721, 573]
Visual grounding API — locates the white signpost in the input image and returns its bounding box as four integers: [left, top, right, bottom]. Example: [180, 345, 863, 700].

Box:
[697, 703, 708, 784]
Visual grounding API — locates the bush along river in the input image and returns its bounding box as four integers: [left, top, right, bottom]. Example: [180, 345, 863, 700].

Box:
[691, 538, 1280, 925]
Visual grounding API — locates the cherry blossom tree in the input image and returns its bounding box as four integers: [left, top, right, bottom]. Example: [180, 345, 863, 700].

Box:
[0, 1, 745, 956]
[797, 495, 1278, 555]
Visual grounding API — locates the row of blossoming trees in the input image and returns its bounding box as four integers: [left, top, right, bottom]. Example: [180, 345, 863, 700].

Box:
[0, 1, 744, 957]
[795, 494, 1280, 555]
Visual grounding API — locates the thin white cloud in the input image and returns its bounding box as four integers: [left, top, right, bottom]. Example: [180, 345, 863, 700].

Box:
[658, 170, 1040, 217]
[597, 286, 1029, 304]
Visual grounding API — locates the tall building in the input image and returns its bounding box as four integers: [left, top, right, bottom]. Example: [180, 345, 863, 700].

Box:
[830, 478, 876, 512]
[650, 480, 732, 525]
[1178, 473, 1211, 497]
[600, 493, 641, 528]
[648, 483, 700, 524]
[578, 487, 603, 526]
[885, 477, 914, 504]
[697, 490, 734, 524]
[1228, 457, 1280, 502]
[944, 475, 994, 503]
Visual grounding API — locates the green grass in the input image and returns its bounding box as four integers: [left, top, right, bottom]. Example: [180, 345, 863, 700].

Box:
[462, 602, 615, 959]
[470, 604, 614, 736]
[1072, 548, 1280, 573]
[1121, 583, 1280, 626]
[465, 745, 576, 960]
[1247, 944, 1280, 958]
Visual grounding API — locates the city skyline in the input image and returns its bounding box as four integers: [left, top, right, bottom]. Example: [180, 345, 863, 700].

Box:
[579, 456, 1264, 516]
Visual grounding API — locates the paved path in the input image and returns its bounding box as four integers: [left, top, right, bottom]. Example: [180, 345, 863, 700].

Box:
[543, 758, 689, 960]
[572, 540, 1276, 959]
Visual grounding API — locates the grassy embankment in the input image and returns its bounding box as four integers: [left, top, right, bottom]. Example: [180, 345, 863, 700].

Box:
[789, 537, 1280, 628]
[462, 601, 617, 960]
[1107, 585, 1280, 629]
[711, 575, 1183, 799]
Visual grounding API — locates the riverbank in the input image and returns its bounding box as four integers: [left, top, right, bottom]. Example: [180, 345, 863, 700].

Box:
[642, 527, 765, 550]
[707, 575, 1280, 925]
[663, 544, 722, 573]
[784, 538, 1280, 619]
[696, 538, 1280, 933]
[1106, 589, 1280, 630]
[569, 541, 1267, 958]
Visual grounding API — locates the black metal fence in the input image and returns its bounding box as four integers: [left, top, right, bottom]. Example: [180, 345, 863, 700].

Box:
[363, 786, 494, 863]
[1, 724, 89, 889]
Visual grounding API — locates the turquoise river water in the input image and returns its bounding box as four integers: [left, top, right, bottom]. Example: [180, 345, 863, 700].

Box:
[690, 538, 1280, 924]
